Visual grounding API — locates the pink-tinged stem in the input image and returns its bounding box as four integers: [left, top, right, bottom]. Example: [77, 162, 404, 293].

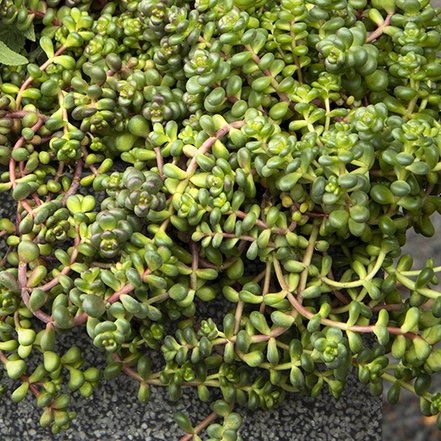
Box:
[105, 283, 135, 304]
[62, 159, 83, 205]
[28, 10, 61, 26]
[250, 52, 296, 113]
[10, 118, 44, 208]
[162, 121, 247, 222]
[371, 304, 404, 312]
[326, 268, 351, 305]
[288, 219, 297, 231]
[110, 354, 206, 386]
[154, 147, 165, 180]
[234, 209, 287, 234]
[209, 231, 271, 245]
[273, 257, 290, 292]
[331, 302, 404, 314]
[198, 258, 217, 269]
[21, 232, 80, 325]
[8, 111, 49, 122]
[16, 45, 67, 108]
[19, 200, 34, 216]
[259, 261, 272, 314]
[9, 137, 25, 187]
[234, 300, 245, 335]
[0, 349, 8, 364]
[104, 267, 152, 305]
[366, 13, 394, 43]
[306, 211, 328, 218]
[287, 291, 419, 339]
[31, 192, 41, 206]
[190, 240, 198, 291]
[332, 115, 345, 122]
[39, 266, 72, 292]
[26, 378, 42, 397]
[74, 268, 152, 326]
[0, 246, 13, 267]
[80, 146, 98, 175]
[111, 352, 143, 382]
[146, 291, 170, 304]
[179, 412, 219, 441]
[16, 205, 21, 233]
[297, 226, 318, 302]
[19, 262, 52, 323]
[0, 354, 42, 399]
[186, 120, 246, 177]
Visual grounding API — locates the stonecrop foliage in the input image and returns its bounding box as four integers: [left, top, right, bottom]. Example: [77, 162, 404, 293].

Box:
[2, 0, 441, 437]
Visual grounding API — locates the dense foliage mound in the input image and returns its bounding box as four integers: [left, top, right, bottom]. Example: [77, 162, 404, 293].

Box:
[2, 0, 441, 438]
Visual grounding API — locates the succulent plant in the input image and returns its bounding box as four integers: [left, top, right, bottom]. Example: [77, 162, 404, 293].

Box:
[2, 0, 441, 438]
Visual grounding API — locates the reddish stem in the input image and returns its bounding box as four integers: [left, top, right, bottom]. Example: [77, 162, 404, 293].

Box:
[186, 121, 246, 177]
[198, 258, 217, 269]
[80, 146, 98, 174]
[10, 118, 44, 191]
[366, 13, 394, 43]
[111, 352, 143, 382]
[62, 160, 83, 206]
[105, 283, 135, 304]
[8, 111, 49, 122]
[287, 291, 419, 339]
[251, 53, 295, 113]
[20, 233, 80, 325]
[179, 412, 219, 441]
[189, 239, 199, 293]
[19, 263, 52, 323]
[9, 137, 25, 188]
[305, 211, 328, 218]
[154, 147, 165, 180]
[234, 209, 286, 235]
[371, 304, 404, 312]
[27, 381, 42, 397]
[28, 10, 61, 26]
[17, 45, 67, 108]
[0, 246, 13, 267]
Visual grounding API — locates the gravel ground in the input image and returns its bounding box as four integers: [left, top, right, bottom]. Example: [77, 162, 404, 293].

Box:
[382, 213, 441, 441]
[0, 298, 382, 441]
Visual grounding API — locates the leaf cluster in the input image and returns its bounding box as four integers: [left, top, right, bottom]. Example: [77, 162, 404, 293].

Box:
[2, 0, 441, 437]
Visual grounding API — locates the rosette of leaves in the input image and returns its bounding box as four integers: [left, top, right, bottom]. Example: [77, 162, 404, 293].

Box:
[316, 24, 376, 76]
[0, 270, 21, 315]
[312, 328, 351, 370]
[49, 127, 85, 162]
[103, 167, 167, 218]
[89, 209, 138, 259]
[37, 208, 71, 244]
[142, 86, 188, 124]
[87, 318, 131, 353]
